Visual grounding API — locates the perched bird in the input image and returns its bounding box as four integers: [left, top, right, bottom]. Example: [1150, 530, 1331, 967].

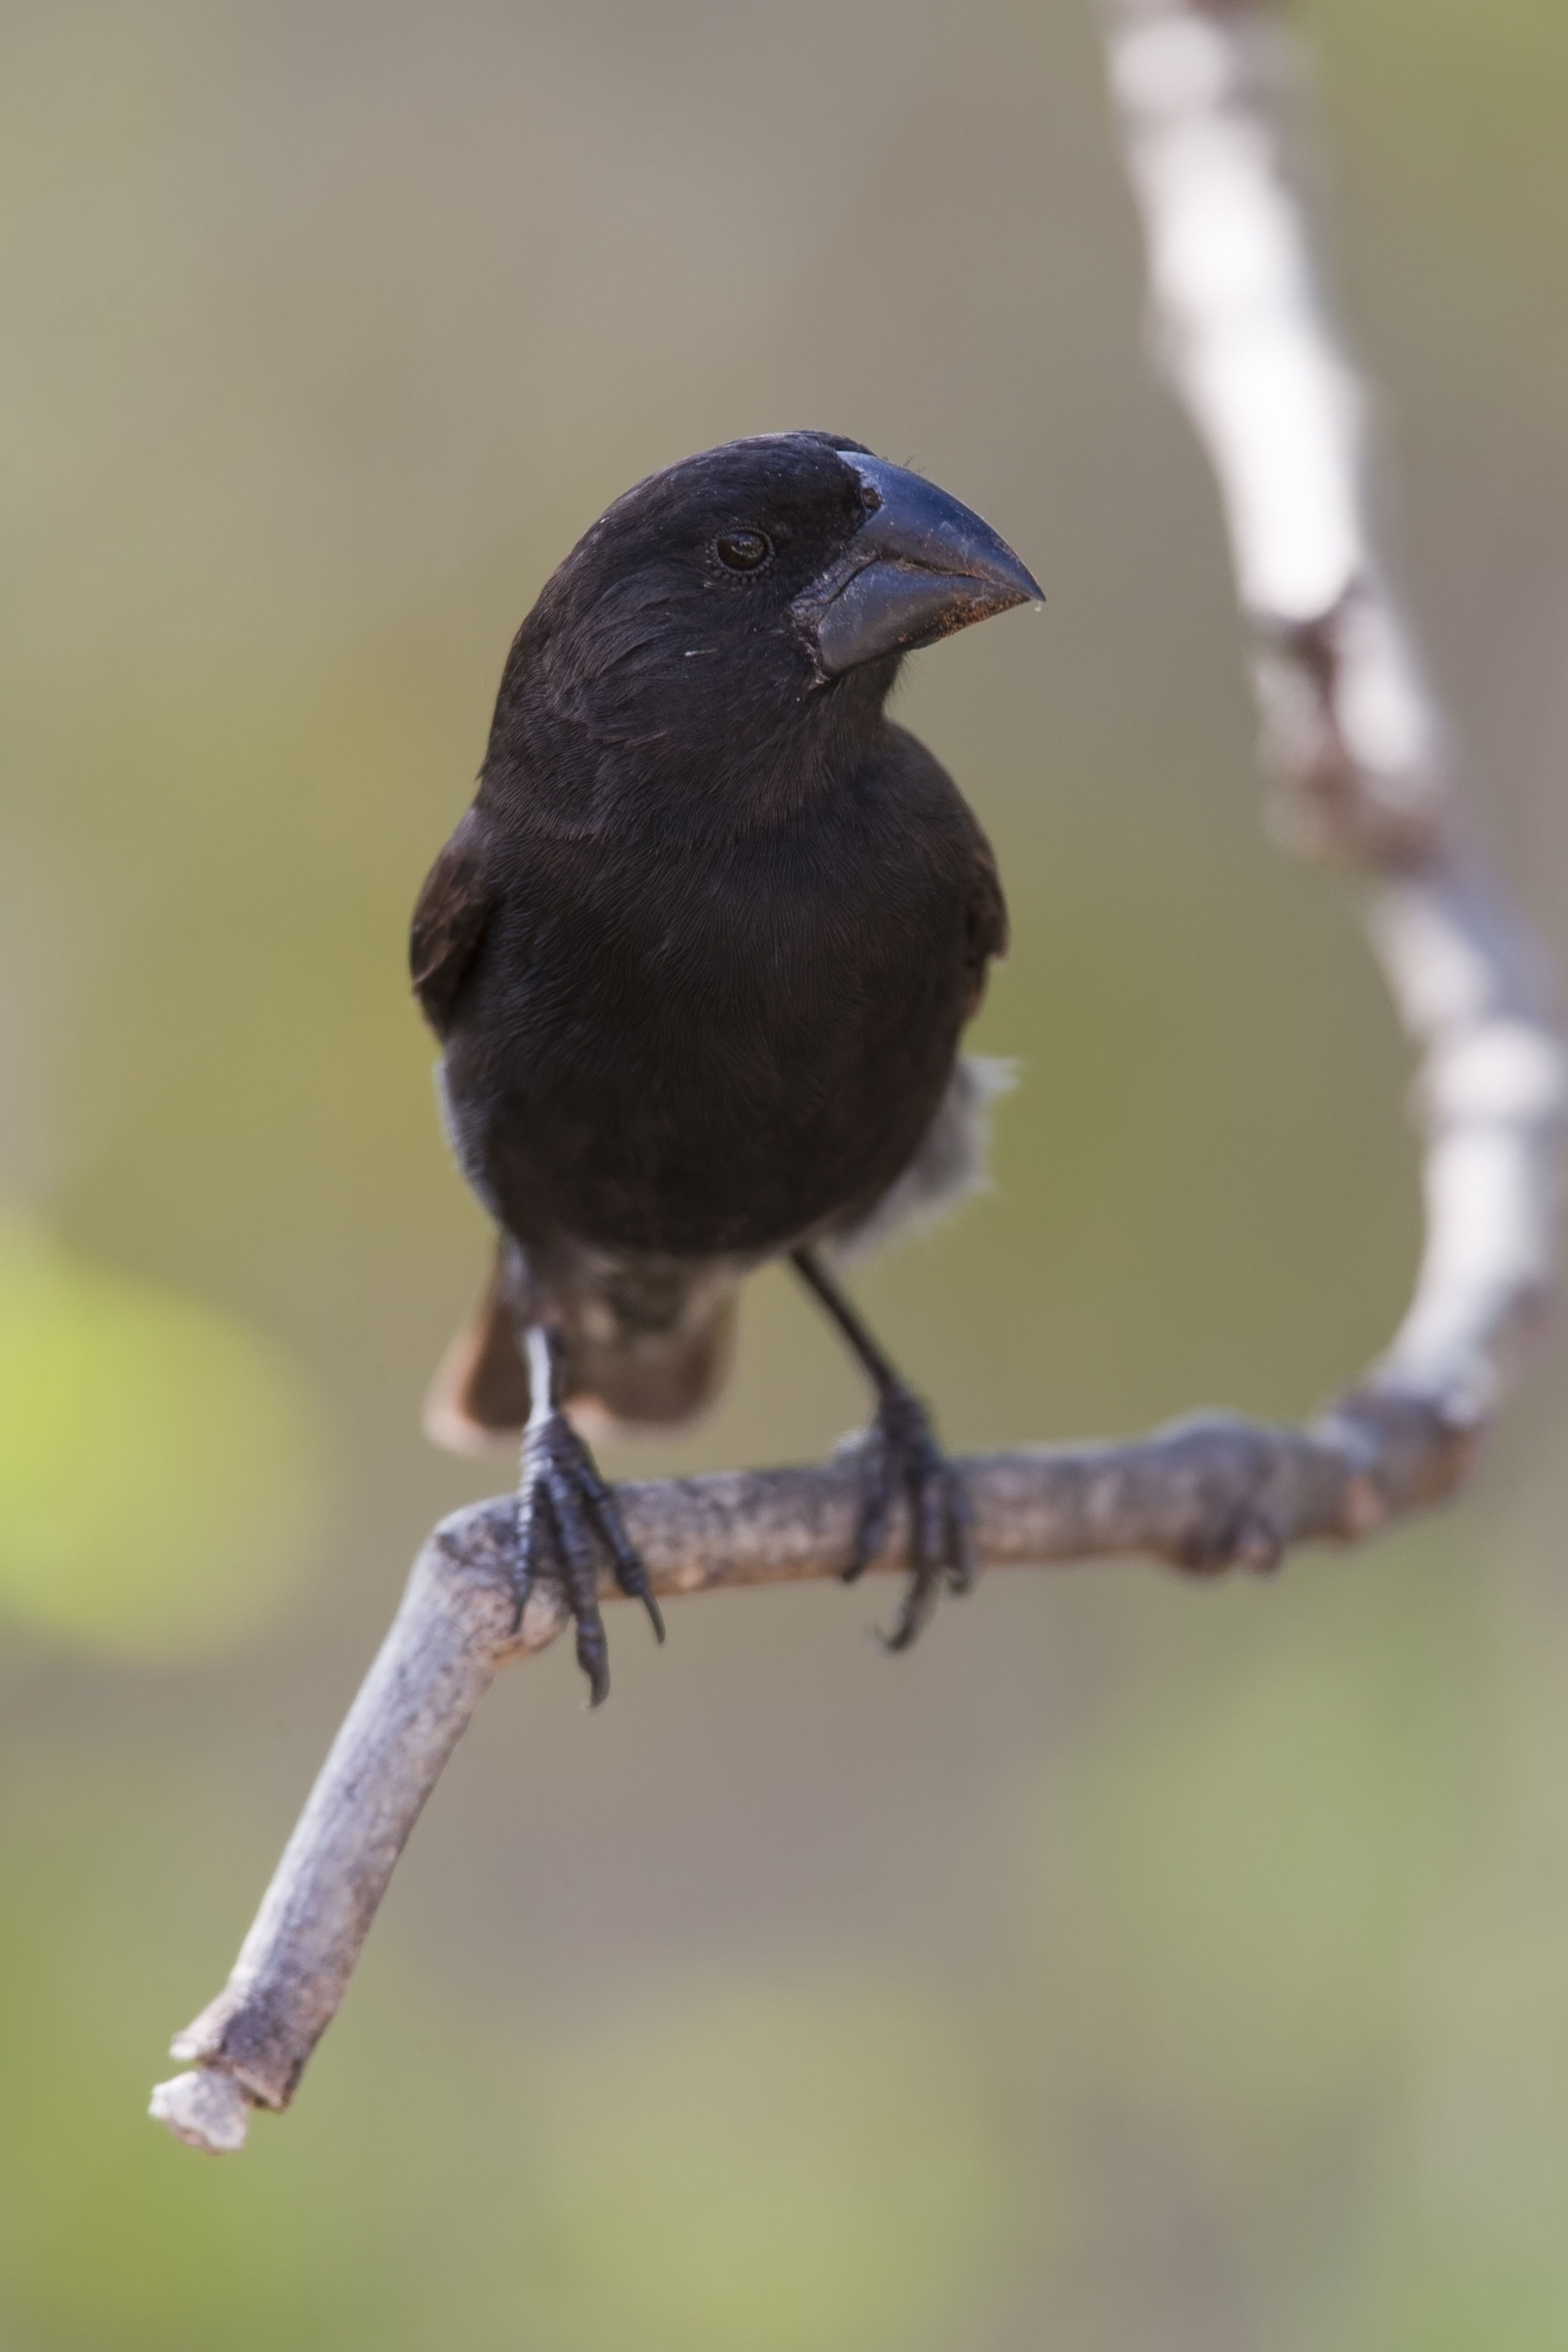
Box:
[412, 431, 1040, 1700]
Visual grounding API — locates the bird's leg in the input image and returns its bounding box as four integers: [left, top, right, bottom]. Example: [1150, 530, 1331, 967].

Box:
[789, 1246, 976, 1651]
[515, 1326, 665, 1705]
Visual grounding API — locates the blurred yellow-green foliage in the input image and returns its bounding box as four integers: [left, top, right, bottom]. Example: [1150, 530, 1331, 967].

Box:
[1, 1, 1566, 2345]
[0, 1210, 323, 1654]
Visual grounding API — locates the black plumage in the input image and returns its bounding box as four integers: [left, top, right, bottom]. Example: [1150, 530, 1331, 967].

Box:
[412, 430, 1039, 1698]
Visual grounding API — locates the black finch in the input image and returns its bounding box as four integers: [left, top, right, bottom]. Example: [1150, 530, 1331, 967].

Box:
[411, 430, 1041, 1700]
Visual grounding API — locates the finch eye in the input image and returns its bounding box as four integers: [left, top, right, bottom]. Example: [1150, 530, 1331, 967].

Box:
[715, 530, 772, 573]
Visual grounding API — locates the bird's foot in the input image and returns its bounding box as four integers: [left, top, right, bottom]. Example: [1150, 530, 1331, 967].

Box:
[842, 1381, 975, 1653]
[516, 1409, 664, 1705]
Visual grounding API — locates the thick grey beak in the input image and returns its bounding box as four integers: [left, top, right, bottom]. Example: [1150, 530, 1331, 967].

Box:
[791, 452, 1043, 679]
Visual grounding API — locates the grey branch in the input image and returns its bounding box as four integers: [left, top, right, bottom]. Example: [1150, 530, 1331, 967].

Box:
[152, 0, 1564, 2155]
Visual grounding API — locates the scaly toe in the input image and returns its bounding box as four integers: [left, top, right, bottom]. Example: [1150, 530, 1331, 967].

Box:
[845, 1385, 975, 1649]
[515, 1408, 660, 1703]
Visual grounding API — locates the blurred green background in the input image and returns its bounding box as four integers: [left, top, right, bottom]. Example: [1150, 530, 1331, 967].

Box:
[1, 0, 1565, 2343]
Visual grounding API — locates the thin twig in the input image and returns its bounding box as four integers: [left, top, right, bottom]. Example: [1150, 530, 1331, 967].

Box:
[152, 0, 1563, 2153]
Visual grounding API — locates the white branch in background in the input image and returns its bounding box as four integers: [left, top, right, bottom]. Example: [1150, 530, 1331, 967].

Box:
[1103, 0, 1563, 1419]
[152, 0, 1563, 2153]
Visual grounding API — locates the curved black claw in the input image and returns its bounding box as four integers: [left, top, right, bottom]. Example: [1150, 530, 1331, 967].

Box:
[514, 1409, 665, 1706]
[843, 1382, 976, 1653]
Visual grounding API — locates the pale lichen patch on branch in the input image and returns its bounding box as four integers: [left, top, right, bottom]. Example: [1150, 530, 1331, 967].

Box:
[152, 0, 1562, 2154]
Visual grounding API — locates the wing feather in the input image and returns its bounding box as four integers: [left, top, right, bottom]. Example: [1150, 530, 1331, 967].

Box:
[961, 806, 1009, 1022]
[409, 807, 495, 1035]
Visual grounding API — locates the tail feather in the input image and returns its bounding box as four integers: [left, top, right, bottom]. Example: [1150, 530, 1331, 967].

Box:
[423, 1256, 532, 1453]
[424, 1246, 738, 1452]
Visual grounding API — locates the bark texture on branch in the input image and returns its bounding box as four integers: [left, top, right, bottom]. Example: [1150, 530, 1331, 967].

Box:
[152, 0, 1563, 2152]
[153, 1393, 1457, 2140]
